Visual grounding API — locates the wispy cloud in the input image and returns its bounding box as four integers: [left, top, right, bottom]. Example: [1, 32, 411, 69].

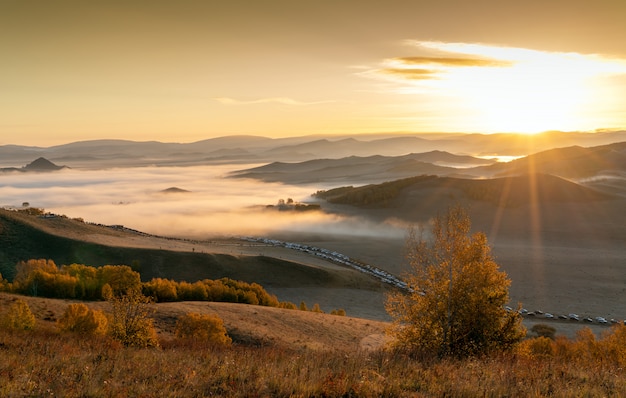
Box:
[365, 40, 626, 88]
[394, 56, 512, 68]
[213, 97, 336, 106]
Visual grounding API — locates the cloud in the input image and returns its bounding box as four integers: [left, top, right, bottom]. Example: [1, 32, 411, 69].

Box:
[371, 44, 514, 84]
[393, 56, 513, 68]
[0, 165, 405, 239]
[380, 68, 439, 80]
[213, 97, 336, 106]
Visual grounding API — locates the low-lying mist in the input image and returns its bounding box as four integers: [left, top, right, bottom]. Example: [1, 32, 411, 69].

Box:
[0, 165, 405, 239]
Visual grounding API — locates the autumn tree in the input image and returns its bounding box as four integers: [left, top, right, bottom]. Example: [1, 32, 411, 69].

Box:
[385, 206, 525, 358]
[107, 289, 158, 347]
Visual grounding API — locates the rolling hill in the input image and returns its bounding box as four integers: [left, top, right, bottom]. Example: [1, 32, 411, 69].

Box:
[230, 152, 492, 184]
[480, 141, 626, 179]
[314, 173, 615, 208]
[0, 209, 384, 318]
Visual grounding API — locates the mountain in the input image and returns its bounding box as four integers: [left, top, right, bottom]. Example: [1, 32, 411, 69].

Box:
[314, 173, 614, 208]
[24, 157, 66, 171]
[2, 130, 625, 168]
[0, 157, 67, 173]
[160, 187, 191, 194]
[479, 142, 626, 179]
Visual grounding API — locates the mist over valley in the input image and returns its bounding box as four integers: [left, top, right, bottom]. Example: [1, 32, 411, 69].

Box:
[1, 131, 625, 329]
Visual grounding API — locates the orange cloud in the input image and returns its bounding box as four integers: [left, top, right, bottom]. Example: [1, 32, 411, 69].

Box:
[394, 56, 512, 68]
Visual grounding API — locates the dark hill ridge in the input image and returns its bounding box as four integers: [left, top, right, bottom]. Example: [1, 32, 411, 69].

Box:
[480, 142, 626, 179]
[24, 157, 65, 171]
[315, 174, 614, 208]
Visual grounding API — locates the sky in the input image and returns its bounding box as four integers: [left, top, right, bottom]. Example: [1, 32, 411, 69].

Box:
[2, 0, 626, 146]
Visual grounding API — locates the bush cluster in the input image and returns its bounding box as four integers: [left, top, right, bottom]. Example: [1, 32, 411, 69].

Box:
[6, 259, 140, 300]
[143, 277, 280, 306]
[0, 259, 295, 309]
[56, 303, 108, 335]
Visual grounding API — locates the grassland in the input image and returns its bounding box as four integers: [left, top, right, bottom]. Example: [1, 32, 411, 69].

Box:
[1, 292, 625, 397]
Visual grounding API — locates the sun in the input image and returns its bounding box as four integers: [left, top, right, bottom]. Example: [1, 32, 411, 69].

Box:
[447, 46, 594, 134]
[388, 42, 626, 135]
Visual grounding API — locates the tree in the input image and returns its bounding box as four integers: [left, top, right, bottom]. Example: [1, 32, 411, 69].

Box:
[107, 289, 159, 347]
[385, 206, 525, 358]
[98, 265, 142, 297]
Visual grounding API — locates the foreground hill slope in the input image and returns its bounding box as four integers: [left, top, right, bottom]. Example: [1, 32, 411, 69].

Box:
[0, 292, 388, 351]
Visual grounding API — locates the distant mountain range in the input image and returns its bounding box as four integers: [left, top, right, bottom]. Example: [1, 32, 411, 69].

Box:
[232, 142, 626, 192]
[1, 130, 625, 168]
[230, 151, 495, 184]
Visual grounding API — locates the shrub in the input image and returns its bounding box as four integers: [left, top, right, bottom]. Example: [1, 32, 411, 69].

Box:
[2, 299, 36, 330]
[57, 303, 108, 335]
[525, 336, 556, 358]
[530, 323, 556, 339]
[331, 309, 347, 316]
[311, 303, 324, 313]
[279, 301, 298, 310]
[175, 312, 232, 346]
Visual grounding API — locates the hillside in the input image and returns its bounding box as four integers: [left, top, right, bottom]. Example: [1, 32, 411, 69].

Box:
[0, 209, 386, 318]
[314, 173, 614, 208]
[481, 141, 626, 179]
[0, 292, 387, 351]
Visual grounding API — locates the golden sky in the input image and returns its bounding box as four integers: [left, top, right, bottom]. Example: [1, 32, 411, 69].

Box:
[2, 0, 626, 146]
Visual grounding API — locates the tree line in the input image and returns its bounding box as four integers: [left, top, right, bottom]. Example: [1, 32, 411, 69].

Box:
[0, 260, 277, 307]
[0, 259, 345, 315]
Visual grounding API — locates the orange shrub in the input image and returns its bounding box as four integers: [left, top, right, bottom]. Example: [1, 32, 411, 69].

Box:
[57, 303, 107, 335]
[175, 312, 231, 346]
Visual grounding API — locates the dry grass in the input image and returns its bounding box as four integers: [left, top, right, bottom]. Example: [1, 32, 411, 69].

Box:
[1, 324, 625, 397]
[1, 292, 626, 397]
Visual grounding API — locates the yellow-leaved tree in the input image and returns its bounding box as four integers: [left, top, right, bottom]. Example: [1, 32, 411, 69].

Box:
[385, 206, 525, 358]
[107, 288, 159, 348]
